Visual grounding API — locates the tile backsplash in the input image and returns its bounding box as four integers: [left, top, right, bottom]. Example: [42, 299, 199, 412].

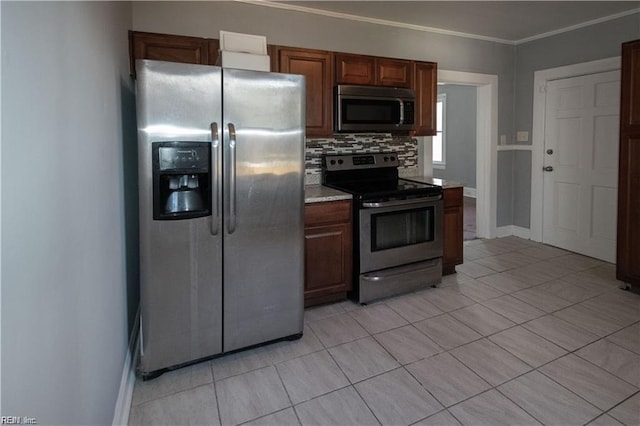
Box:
[305, 134, 418, 184]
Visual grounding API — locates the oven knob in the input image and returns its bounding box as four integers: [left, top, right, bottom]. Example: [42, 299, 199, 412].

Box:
[330, 160, 336, 165]
[338, 159, 344, 164]
[384, 156, 389, 162]
[390, 156, 396, 161]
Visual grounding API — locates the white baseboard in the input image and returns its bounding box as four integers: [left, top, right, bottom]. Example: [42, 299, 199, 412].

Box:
[112, 307, 140, 426]
[496, 225, 531, 240]
[463, 187, 477, 198]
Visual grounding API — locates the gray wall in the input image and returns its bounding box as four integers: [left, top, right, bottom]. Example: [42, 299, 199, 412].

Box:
[497, 151, 515, 226]
[509, 12, 640, 229]
[131, 0, 516, 229]
[515, 13, 640, 138]
[131, 1, 516, 148]
[433, 84, 477, 188]
[1, 2, 136, 424]
[513, 150, 532, 228]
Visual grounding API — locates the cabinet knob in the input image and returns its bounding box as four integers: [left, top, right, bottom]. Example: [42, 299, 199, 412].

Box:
[543, 166, 554, 172]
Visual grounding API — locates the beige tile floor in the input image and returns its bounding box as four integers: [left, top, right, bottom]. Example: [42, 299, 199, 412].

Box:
[129, 237, 640, 426]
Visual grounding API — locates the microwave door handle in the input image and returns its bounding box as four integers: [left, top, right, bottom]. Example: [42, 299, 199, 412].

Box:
[398, 99, 404, 125]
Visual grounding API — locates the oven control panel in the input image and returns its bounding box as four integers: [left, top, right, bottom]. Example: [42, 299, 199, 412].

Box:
[323, 153, 399, 171]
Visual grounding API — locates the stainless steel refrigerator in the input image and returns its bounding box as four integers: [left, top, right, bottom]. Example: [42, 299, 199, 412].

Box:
[136, 59, 305, 378]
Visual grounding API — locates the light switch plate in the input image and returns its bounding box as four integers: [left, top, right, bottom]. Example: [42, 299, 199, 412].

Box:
[517, 131, 529, 142]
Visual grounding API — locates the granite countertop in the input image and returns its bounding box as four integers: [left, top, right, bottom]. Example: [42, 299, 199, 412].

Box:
[402, 175, 464, 189]
[305, 185, 352, 204]
[304, 175, 462, 203]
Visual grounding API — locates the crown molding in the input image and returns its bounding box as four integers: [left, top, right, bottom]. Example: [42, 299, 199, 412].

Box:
[233, 0, 516, 45]
[514, 8, 640, 44]
[233, 1, 640, 46]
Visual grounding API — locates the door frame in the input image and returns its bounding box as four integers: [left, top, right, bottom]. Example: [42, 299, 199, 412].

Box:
[437, 70, 498, 239]
[530, 56, 621, 242]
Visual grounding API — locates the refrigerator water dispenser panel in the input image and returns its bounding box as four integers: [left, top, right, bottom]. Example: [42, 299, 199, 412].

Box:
[152, 141, 211, 220]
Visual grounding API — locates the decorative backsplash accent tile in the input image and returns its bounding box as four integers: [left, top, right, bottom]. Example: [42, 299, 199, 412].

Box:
[305, 134, 418, 175]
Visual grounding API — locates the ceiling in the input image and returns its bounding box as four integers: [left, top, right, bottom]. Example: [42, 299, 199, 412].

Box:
[271, 1, 640, 43]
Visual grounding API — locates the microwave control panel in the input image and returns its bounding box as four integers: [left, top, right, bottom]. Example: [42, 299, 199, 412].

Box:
[403, 101, 415, 125]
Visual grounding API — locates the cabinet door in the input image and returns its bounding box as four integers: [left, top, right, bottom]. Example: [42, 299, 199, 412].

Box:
[304, 223, 352, 303]
[442, 187, 463, 275]
[304, 200, 352, 307]
[207, 39, 220, 66]
[376, 58, 413, 88]
[617, 39, 640, 285]
[278, 47, 334, 137]
[335, 53, 375, 85]
[414, 62, 438, 136]
[129, 31, 211, 77]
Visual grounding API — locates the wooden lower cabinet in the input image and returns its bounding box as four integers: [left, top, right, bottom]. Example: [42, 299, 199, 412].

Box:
[443, 187, 464, 275]
[304, 200, 352, 307]
[617, 39, 640, 285]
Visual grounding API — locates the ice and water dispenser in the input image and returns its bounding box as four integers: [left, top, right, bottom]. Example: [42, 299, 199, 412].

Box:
[152, 142, 211, 220]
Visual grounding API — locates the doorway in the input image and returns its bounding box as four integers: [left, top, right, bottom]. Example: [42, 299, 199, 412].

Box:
[542, 70, 620, 262]
[531, 57, 621, 262]
[433, 84, 478, 240]
[426, 70, 498, 239]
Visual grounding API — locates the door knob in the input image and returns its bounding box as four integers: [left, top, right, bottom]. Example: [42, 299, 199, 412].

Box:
[546, 149, 554, 155]
[543, 166, 554, 172]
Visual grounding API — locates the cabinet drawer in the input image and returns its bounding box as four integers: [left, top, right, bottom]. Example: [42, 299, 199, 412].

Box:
[305, 200, 351, 225]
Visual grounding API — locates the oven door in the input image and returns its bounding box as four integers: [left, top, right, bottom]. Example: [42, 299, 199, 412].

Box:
[359, 196, 443, 273]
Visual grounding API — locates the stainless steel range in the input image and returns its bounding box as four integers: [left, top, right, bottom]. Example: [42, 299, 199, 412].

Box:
[323, 153, 443, 304]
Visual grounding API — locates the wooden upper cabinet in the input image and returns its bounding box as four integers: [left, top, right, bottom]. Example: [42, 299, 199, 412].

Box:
[208, 39, 220, 66]
[376, 58, 413, 88]
[128, 30, 438, 138]
[129, 31, 219, 77]
[621, 40, 640, 129]
[335, 53, 375, 85]
[413, 61, 438, 136]
[276, 47, 334, 138]
[336, 54, 413, 88]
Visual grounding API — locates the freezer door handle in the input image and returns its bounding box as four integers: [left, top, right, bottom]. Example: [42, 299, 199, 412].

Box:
[228, 122, 237, 234]
[210, 122, 220, 236]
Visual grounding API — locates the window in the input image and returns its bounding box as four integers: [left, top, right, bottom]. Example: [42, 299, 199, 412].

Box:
[432, 93, 446, 168]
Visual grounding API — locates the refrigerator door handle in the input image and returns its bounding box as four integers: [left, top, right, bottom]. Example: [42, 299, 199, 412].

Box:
[210, 122, 220, 236]
[228, 122, 237, 234]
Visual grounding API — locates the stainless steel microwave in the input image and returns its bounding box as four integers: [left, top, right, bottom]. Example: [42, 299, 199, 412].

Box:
[335, 84, 416, 133]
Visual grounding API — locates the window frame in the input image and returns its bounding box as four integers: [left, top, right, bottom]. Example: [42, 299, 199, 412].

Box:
[432, 93, 446, 169]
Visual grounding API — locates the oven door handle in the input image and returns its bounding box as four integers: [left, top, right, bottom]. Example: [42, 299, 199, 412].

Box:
[361, 258, 441, 282]
[362, 195, 442, 209]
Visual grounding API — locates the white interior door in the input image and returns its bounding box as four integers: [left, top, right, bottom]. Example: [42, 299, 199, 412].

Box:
[542, 70, 620, 262]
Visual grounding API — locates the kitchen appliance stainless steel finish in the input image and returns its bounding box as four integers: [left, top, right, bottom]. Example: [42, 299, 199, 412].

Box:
[323, 153, 443, 304]
[137, 59, 305, 378]
[335, 85, 416, 133]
